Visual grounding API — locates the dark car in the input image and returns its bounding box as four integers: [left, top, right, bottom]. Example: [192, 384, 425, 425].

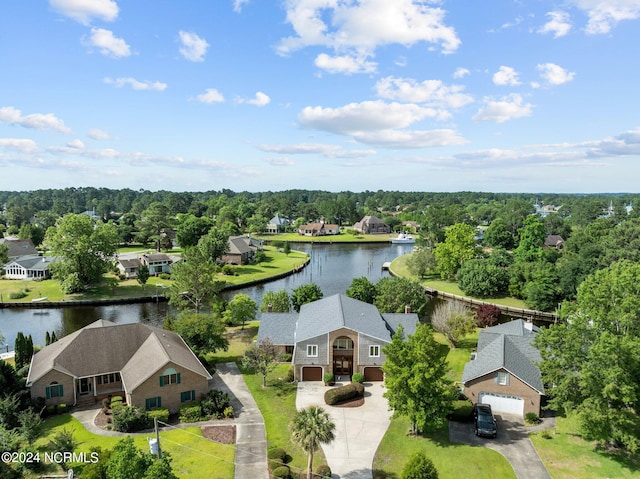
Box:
[473, 403, 497, 438]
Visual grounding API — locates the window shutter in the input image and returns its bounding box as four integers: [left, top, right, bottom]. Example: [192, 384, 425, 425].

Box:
[160, 376, 164, 387]
[191, 390, 195, 401]
[158, 397, 161, 408]
[59, 385, 64, 397]
[46, 387, 51, 399]
[177, 373, 181, 384]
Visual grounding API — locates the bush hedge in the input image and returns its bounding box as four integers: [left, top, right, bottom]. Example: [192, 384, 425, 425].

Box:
[324, 382, 364, 405]
[112, 405, 151, 433]
[272, 465, 291, 478]
[179, 403, 202, 423]
[316, 464, 332, 478]
[351, 373, 365, 384]
[147, 407, 170, 424]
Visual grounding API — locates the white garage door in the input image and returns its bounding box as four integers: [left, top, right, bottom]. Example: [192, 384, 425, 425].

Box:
[478, 392, 524, 415]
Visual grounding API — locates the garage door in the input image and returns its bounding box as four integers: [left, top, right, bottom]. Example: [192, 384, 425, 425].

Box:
[301, 366, 323, 381]
[364, 367, 384, 381]
[478, 392, 524, 415]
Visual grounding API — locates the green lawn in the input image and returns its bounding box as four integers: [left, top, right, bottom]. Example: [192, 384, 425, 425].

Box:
[207, 322, 260, 365]
[28, 415, 235, 479]
[530, 414, 640, 479]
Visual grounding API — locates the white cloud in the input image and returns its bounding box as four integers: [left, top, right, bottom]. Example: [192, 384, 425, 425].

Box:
[196, 88, 225, 104]
[233, 0, 250, 13]
[277, 0, 461, 59]
[241, 92, 271, 107]
[87, 128, 114, 140]
[49, 0, 119, 25]
[538, 11, 572, 38]
[453, 67, 470, 79]
[537, 63, 575, 85]
[493, 66, 521, 86]
[178, 31, 209, 62]
[375, 76, 473, 109]
[258, 143, 375, 158]
[0, 106, 71, 133]
[104, 77, 168, 91]
[0, 138, 39, 153]
[352, 129, 467, 148]
[472, 94, 533, 123]
[314, 53, 377, 74]
[263, 157, 295, 166]
[87, 28, 131, 58]
[568, 0, 640, 34]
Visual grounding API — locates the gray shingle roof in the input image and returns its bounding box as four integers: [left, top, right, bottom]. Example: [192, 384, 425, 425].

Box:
[0, 238, 38, 258]
[257, 313, 298, 344]
[461, 319, 543, 393]
[27, 320, 210, 389]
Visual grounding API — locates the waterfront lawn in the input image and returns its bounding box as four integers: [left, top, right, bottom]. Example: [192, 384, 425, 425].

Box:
[32, 415, 235, 479]
[256, 232, 390, 243]
[373, 415, 515, 479]
[434, 330, 479, 382]
[207, 322, 259, 365]
[219, 246, 308, 286]
[530, 414, 640, 479]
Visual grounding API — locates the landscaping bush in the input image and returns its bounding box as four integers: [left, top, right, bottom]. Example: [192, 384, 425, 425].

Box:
[351, 372, 364, 384]
[316, 464, 332, 478]
[147, 407, 170, 424]
[268, 447, 288, 471]
[272, 465, 291, 478]
[324, 383, 364, 405]
[222, 264, 236, 276]
[201, 389, 231, 418]
[448, 399, 473, 422]
[158, 273, 171, 280]
[286, 366, 294, 382]
[57, 403, 67, 414]
[323, 372, 334, 385]
[401, 451, 439, 479]
[46, 405, 56, 417]
[111, 405, 151, 432]
[179, 403, 203, 423]
[8, 290, 27, 300]
[111, 395, 123, 403]
[281, 353, 292, 362]
[525, 412, 542, 425]
[223, 406, 234, 418]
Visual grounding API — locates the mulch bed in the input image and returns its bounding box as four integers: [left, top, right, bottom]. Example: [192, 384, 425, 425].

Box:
[332, 396, 364, 408]
[201, 425, 237, 444]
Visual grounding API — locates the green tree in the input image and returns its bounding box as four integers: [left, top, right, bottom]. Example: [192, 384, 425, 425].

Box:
[407, 249, 437, 279]
[289, 406, 336, 479]
[45, 213, 119, 291]
[18, 409, 43, 445]
[0, 243, 8, 266]
[14, 332, 33, 371]
[142, 454, 179, 479]
[483, 217, 514, 249]
[0, 361, 21, 397]
[0, 395, 21, 429]
[223, 294, 257, 329]
[242, 338, 282, 387]
[374, 277, 429, 318]
[383, 324, 454, 434]
[433, 223, 478, 280]
[345, 277, 377, 304]
[513, 215, 546, 263]
[401, 451, 439, 479]
[106, 437, 152, 479]
[429, 301, 476, 348]
[259, 290, 291, 313]
[198, 228, 230, 263]
[456, 258, 509, 297]
[291, 284, 324, 312]
[135, 202, 174, 251]
[175, 214, 214, 248]
[137, 265, 150, 290]
[174, 313, 228, 356]
[168, 247, 225, 314]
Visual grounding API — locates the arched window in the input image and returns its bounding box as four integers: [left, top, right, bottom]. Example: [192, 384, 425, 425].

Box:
[160, 368, 180, 386]
[46, 381, 64, 399]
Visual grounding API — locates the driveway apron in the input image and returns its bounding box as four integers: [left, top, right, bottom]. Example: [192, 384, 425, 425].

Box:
[449, 413, 551, 479]
[296, 381, 392, 479]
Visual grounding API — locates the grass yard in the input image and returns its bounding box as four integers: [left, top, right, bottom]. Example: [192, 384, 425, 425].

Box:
[219, 247, 308, 286]
[434, 330, 479, 383]
[207, 322, 260, 365]
[373, 415, 515, 479]
[29, 415, 235, 479]
[530, 414, 640, 479]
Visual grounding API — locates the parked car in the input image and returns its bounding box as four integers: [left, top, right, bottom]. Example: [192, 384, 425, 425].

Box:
[473, 403, 497, 438]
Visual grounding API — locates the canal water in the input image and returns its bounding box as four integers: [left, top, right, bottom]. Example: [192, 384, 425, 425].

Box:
[0, 243, 415, 350]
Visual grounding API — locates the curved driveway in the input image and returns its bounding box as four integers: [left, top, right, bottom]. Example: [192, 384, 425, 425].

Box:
[296, 381, 392, 479]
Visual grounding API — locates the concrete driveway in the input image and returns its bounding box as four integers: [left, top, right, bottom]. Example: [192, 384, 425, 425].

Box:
[449, 413, 552, 479]
[296, 381, 392, 479]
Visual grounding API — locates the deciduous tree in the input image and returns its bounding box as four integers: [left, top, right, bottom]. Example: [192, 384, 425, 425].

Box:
[174, 313, 228, 356]
[242, 338, 282, 387]
[291, 284, 323, 312]
[374, 277, 429, 318]
[430, 301, 476, 348]
[433, 223, 478, 280]
[223, 294, 257, 329]
[345, 277, 377, 304]
[259, 290, 291, 313]
[407, 249, 437, 279]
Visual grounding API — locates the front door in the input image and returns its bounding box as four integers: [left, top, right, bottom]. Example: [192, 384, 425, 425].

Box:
[333, 356, 353, 376]
[77, 378, 92, 396]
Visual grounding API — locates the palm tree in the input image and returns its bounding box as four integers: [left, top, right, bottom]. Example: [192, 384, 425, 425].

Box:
[289, 405, 336, 479]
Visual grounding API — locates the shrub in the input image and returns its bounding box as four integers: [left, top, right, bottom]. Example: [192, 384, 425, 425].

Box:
[201, 390, 231, 418]
[324, 383, 365, 405]
[223, 406, 234, 418]
[147, 407, 170, 424]
[351, 372, 364, 384]
[57, 404, 67, 414]
[159, 273, 170, 280]
[8, 290, 27, 300]
[323, 372, 334, 385]
[111, 405, 151, 433]
[222, 264, 236, 276]
[525, 412, 541, 425]
[316, 464, 332, 478]
[286, 366, 294, 382]
[102, 398, 110, 409]
[272, 465, 291, 478]
[281, 353, 292, 362]
[401, 451, 439, 479]
[46, 405, 56, 416]
[111, 395, 123, 403]
[448, 399, 473, 422]
[267, 447, 287, 462]
[179, 403, 203, 423]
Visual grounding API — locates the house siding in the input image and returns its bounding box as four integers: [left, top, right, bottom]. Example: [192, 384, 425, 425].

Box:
[30, 370, 75, 407]
[357, 333, 387, 370]
[463, 369, 542, 417]
[129, 362, 209, 413]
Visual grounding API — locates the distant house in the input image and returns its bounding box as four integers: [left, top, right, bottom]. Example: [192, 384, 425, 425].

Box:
[297, 222, 340, 237]
[258, 294, 418, 381]
[461, 319, 544, 417]
[116, 257, 143, 279]
[402, 221, 420, 233]
[220, 235, 263, 265]
[353, 216, 391, 235]
[142, 253, 173, 275]
[26, 320, 211, 411]
[0, 237, 38, 259]
[534, 202, 561, 218]
[116, 252, 178, 278]
[266, 214, 290, 234]
[3, 255, 57, 280]
[80, 208, 101, 221]
[544, 235, 564, 250]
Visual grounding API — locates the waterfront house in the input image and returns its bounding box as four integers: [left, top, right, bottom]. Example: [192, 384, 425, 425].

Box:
[258, 294, 418, 381]
[0, 237, 38, 259]
[2, 255, 57, 280]
[220, 235, 263, 265]
[297, 222, 340, 236]
[461, 319, 545, 417]
[352, 216, 391, 234]
[266, 213, 290, 234]
[26, 320, 211, 412]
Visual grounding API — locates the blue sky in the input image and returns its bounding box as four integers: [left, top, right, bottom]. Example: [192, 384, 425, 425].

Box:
[1, 0, 640, 193]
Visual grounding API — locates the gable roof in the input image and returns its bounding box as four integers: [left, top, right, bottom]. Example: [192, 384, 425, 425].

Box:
[462, 319, 543, 394]
[268, 213, 290, 226]
[3, 255, 56, 271]
[27, 320, 211, 389]
[258, 294, 419, 346]
[0, 238, 38, 258]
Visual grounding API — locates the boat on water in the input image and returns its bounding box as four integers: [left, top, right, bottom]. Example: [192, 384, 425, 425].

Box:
[390, 233, 416, 244]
